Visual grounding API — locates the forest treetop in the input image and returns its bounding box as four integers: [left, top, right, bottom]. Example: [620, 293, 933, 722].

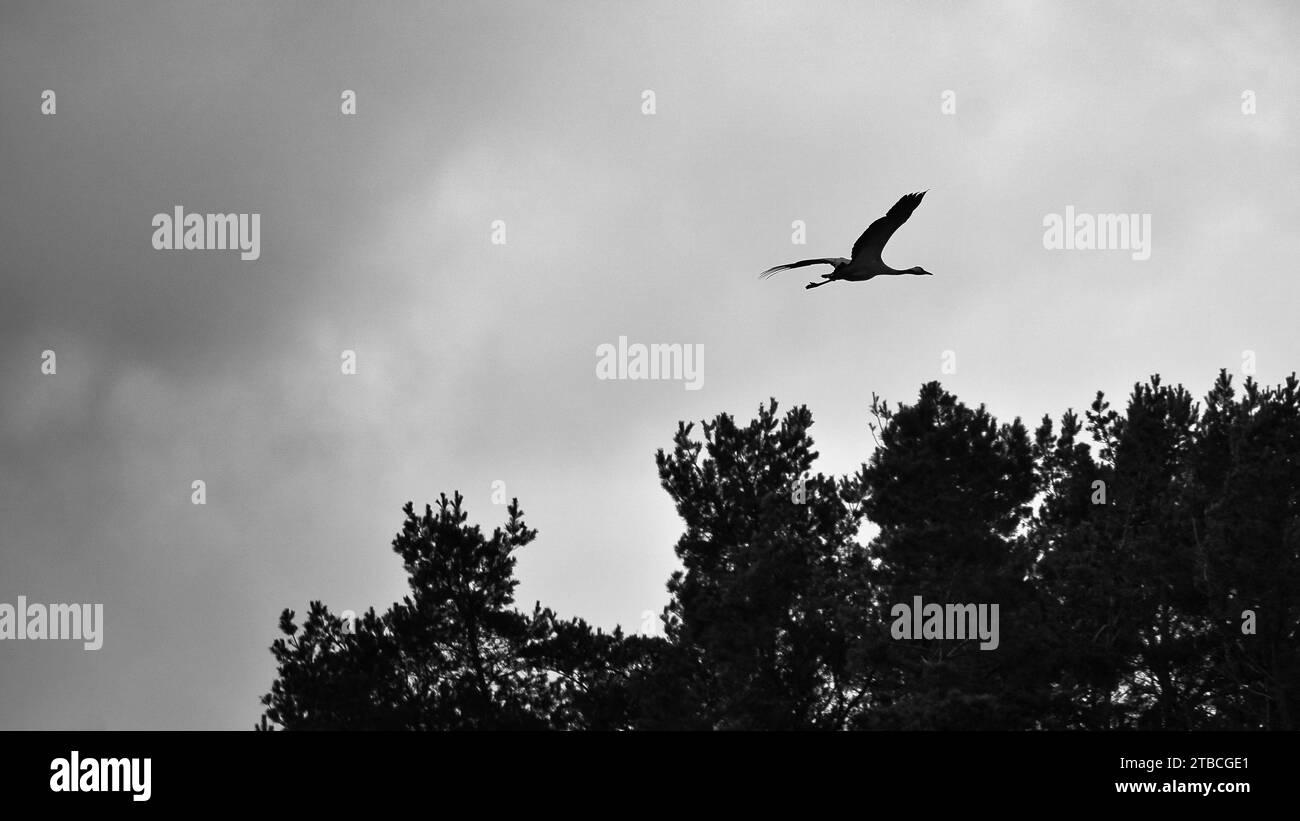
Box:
[260, 370, 1299, 730]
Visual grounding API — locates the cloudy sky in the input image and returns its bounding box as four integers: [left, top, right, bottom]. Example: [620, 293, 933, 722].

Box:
[1, 1, 1296, 729]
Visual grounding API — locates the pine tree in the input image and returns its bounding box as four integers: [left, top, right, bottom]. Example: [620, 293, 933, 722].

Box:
[856, 382, 1044, 729]
[649, 399, 873, 729]
[259, 493, 649, 729]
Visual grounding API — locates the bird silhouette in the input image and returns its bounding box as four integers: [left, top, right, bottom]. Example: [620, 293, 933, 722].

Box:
[759, 191, 934, 289]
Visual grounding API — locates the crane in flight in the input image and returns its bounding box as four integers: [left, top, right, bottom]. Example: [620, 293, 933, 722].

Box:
[759, 191, 934, 289]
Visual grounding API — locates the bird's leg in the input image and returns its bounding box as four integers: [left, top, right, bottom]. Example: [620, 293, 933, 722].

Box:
[805, 279, 831, 290]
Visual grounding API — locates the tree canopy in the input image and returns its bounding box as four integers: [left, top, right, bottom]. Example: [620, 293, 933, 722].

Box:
[260, 371, 1299, 730]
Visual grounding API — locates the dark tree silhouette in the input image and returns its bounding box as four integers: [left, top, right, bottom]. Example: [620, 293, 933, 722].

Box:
[259, 492, 657, 729]
[260, 372, 1299, 731]
[1034, 379, 1221, 729]
[854, 383, 1046, 729]
[648, 400, 873, 729]
[1195, 373, 1300, 729]
[1031, 373, 1300, 729]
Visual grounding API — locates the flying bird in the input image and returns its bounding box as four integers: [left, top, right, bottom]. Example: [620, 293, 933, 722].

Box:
[759, 191, 934, 289]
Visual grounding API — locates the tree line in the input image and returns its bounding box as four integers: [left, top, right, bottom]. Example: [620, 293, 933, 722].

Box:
[259, 370, 1299, 730]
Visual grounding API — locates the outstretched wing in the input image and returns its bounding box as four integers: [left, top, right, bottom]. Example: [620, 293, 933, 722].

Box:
[758, 257, 840, 279]
[851, 191, 927, 260]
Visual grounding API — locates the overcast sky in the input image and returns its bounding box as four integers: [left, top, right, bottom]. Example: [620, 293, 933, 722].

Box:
[1, 0, 1296, 729]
